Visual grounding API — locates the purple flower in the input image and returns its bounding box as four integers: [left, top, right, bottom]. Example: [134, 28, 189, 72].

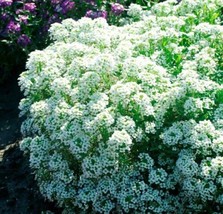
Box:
[17, 34, 31, 46]
[85, 10, 98, 19]
[61, 0, 75, 14]
[48, 14, 61, 25]
[111, 3, 124, 16]
[97, 10, 107, 19]
[1, 13, 9, 21]
[42, 14, 61, 32]
[0, 0, 13, 7]
[85, 10, 107, 19]
[24, 3, 36, 12]
[6, 21, 21, 33]
[54, 0, 74, 14]
[51, 0, 61, 5]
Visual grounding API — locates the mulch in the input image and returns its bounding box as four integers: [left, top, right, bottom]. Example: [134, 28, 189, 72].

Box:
[0, 72, 62, 214]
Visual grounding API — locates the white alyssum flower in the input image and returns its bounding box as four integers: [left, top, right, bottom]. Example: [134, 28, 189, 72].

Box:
[19, 0, 223, 213]
[108, 130, 132, 153]
[127, 4, 143, 20]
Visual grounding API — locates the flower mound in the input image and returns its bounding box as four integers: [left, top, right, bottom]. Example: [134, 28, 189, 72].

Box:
[19, 0, 223, 213]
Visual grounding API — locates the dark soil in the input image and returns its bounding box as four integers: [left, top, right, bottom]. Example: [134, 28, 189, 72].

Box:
[0, 73, 62, 214]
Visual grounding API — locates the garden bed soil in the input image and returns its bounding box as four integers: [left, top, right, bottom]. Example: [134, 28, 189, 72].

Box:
[0, 73, 62, 214]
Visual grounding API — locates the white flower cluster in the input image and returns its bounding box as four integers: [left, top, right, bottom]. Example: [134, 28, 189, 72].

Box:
[19, 0, 223, 213]
[127, 3, 143, 20]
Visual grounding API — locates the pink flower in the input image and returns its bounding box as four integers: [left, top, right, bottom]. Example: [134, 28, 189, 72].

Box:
[16, 9, 23, 15]
[19, 15, 28, 25]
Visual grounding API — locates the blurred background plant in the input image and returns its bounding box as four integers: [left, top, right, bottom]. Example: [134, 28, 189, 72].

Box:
[0, 0, 162, 83]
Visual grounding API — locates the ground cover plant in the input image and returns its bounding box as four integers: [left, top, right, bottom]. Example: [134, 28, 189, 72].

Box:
[19, 0, 223, 213]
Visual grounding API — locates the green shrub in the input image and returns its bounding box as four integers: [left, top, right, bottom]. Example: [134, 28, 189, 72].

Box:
[19, 0, 223, 213]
